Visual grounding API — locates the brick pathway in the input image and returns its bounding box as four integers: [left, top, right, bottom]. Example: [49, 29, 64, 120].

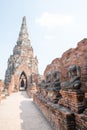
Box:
[0, 91, 53, 130]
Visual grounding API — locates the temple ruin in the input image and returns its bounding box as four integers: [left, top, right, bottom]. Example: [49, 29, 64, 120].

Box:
[4, 16, 39, 96]
[34, 39, 87, 130]
[2, 17, 87, 130]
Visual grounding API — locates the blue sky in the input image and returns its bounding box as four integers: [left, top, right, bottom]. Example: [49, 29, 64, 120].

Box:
[0, 0, 87, 79]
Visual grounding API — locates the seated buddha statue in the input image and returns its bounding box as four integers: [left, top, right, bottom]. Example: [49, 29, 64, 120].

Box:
[61, 65, 81, 90]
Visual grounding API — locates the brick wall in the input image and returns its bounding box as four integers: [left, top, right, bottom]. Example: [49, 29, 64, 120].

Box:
[33, 38, 87, 130]
[33, 94, 76, 130]
[44, 38, 87, 92]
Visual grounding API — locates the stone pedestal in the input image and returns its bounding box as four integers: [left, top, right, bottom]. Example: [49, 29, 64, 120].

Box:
[27, 83, 37, 98]
[46, 90, 61, 103]
[59, 90, 85, 113]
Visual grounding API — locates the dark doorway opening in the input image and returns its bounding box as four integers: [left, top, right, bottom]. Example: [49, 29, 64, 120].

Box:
[21, 79, 24, 88]
[19, 71, 27, 91]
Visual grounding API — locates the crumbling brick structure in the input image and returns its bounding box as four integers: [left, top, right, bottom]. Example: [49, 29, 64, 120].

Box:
[4, 16, 39, 96]
[34, 39, 87, 130]
[44, 38, 87, 93]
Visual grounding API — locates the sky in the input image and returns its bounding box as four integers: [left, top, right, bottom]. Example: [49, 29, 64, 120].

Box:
[0, 0, 87, 80]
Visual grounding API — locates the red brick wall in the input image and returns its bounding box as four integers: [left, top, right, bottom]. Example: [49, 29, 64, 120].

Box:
[44, 38, 87, 92]
[33, 94, 76, 130]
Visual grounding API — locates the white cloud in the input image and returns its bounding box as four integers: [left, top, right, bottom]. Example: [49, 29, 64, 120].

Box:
[36, 12, 73, 28]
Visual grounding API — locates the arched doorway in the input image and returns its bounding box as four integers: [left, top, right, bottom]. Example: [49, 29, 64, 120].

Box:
[19, 71, 27, 91]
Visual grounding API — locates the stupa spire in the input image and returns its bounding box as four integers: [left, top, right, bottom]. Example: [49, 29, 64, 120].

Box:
[17, 16, 30, 45]
[22, 16, 26, 25]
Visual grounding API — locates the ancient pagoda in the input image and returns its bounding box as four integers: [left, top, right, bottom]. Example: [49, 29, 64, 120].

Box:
[4, 16, 38, 93]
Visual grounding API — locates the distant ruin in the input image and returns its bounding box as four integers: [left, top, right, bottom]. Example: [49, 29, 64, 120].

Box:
[4, 16, 39, 96]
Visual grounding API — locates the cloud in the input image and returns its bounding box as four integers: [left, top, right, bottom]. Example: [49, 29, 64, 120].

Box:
[36, 12, 73, 28]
